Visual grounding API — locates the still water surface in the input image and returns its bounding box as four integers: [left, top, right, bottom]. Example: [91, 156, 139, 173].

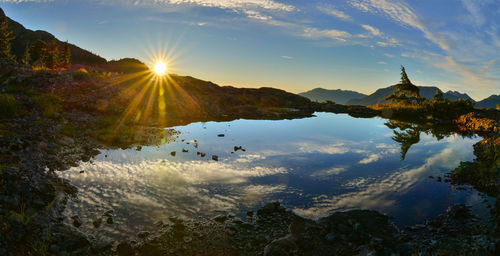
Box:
[61, 113, 486, 239]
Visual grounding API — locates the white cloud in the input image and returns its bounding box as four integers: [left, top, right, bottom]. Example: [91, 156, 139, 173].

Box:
[96, 0, 295, 21]
[293, 136, 477, 219]
[0, 0, 53, 2]
[318, 6, 352, 21]
[361, 24, 381, 37]
[302, 27, 352, 42]
[166, 0, 295, 12]
[310, 167, 347, 178]
[281, 55, 293, 60]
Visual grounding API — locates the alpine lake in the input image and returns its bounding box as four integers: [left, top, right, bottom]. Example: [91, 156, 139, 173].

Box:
[59, 112, 494, 240]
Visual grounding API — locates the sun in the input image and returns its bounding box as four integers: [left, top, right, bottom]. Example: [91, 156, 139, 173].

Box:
[153, 61, 167, 76]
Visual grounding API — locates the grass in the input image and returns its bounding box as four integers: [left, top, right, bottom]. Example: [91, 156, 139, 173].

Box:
[28, 227, 52, 256]
[370, 99, 475, 121]
[10, 202, 37, 226]
[71, 68, 91, 80]
[0, 94, 24, 119]
[3, 83, 37, 96]
[60, 122, 78, 137]
[35, 93, 63, 119]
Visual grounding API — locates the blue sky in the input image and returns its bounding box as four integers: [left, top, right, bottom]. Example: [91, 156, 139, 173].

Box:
[1, 0, 499, 100]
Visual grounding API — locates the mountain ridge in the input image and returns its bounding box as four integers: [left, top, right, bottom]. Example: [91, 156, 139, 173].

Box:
[298, 88, 366, 104]
[346, 86, 475, 106]
[476, 95, 500, 109]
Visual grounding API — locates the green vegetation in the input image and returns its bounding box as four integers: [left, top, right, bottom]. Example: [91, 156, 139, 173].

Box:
[71, 68, 91, 80]
[29, 227, 52, 256]
[0, 93, 23, 119]
[0, 11, 14, 60]
[35, 93, 63, 119]
[24, 39, 71, 69]
[385, 66, 420, 104]
[22, 45, 31, 65]
[374, 66, 475, 122]
[10, 202, 37, 225]
[60, 122, 78, 137]
[496, 104, 500, 111]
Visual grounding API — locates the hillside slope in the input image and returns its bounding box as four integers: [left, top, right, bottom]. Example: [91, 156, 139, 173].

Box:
[2, 8, 107, 65]
[476, 95, 500, 109]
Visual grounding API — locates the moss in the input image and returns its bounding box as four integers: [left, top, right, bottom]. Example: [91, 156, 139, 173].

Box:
[71, 68, 91, 80]
[0, 93, 24, 119]
[35, 93, 63, 119]
[3, 83, 37, 96]
[60, 122, 78, 137]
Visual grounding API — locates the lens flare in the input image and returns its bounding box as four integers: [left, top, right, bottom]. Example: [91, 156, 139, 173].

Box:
[154, 61, 167, 75]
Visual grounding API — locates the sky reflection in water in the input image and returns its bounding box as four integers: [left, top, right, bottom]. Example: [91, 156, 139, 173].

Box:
[61, 113, 483, 239]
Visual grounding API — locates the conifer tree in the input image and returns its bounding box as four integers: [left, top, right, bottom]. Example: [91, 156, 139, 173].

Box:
[385, 66, 420, 104]
[22, 45, 31, 65]
[0, 11, 14, 60]
[431, 89, 444, 102]
[30, 39, 47, 65]
[44, 39, 59, 69]
[60, 42, 71, 68]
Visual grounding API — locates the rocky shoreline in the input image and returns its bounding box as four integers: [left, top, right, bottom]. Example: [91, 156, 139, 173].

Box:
[113, 202, 497, 256]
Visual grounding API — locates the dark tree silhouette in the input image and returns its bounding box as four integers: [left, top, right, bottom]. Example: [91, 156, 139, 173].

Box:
[30, 39, 47, 65]
[392, 128, 420, 160]
[0, 11, 14, 60]
[60, 42, 71, 68]
[431, 89, 447, 103]
[386, 66, 420, 104]
[385, 120, 422, 160]
[43, 39, 59, 69]
[22, 45, 31, 65]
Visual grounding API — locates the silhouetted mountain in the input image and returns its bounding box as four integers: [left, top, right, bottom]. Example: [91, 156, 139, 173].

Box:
[298, 88, 366, 104]
[476, 95, 500, 109]
[443, 91, 473, 101]
[102, 58, 149, 73]
[346, 86, 474, 106]
[2, 8, 106, 65]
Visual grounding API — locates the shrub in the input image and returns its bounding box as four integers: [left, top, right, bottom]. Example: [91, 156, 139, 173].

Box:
[496, 104, 500, 111]
[71, 68, 90, 80]
[3, 83, 37, 96]
[35, 93, 63, 119]
[60, 122, 78, 137]
[0, 94, 23, 119]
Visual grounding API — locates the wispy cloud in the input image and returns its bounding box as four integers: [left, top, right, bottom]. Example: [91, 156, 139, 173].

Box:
[349, 0, 450, 51]
[1, 0, 53, 2]
[281, 55, 293, 60]
[318, 5, 352, 21]
[461, 0, 491, 27]
[361, 24, 381, 37]
[302, 27, 352, 42]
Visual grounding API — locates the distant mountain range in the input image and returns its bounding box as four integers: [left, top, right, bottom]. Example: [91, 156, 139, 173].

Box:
[346, 86, 474, 105]
[2, 8, 148, 73]
[476, 95, 500, 109]
[300, 86, 498, 109]
[298, 88, 366, 104]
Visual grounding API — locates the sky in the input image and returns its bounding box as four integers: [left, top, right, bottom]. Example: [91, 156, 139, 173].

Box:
[1, 0, 499, 100]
